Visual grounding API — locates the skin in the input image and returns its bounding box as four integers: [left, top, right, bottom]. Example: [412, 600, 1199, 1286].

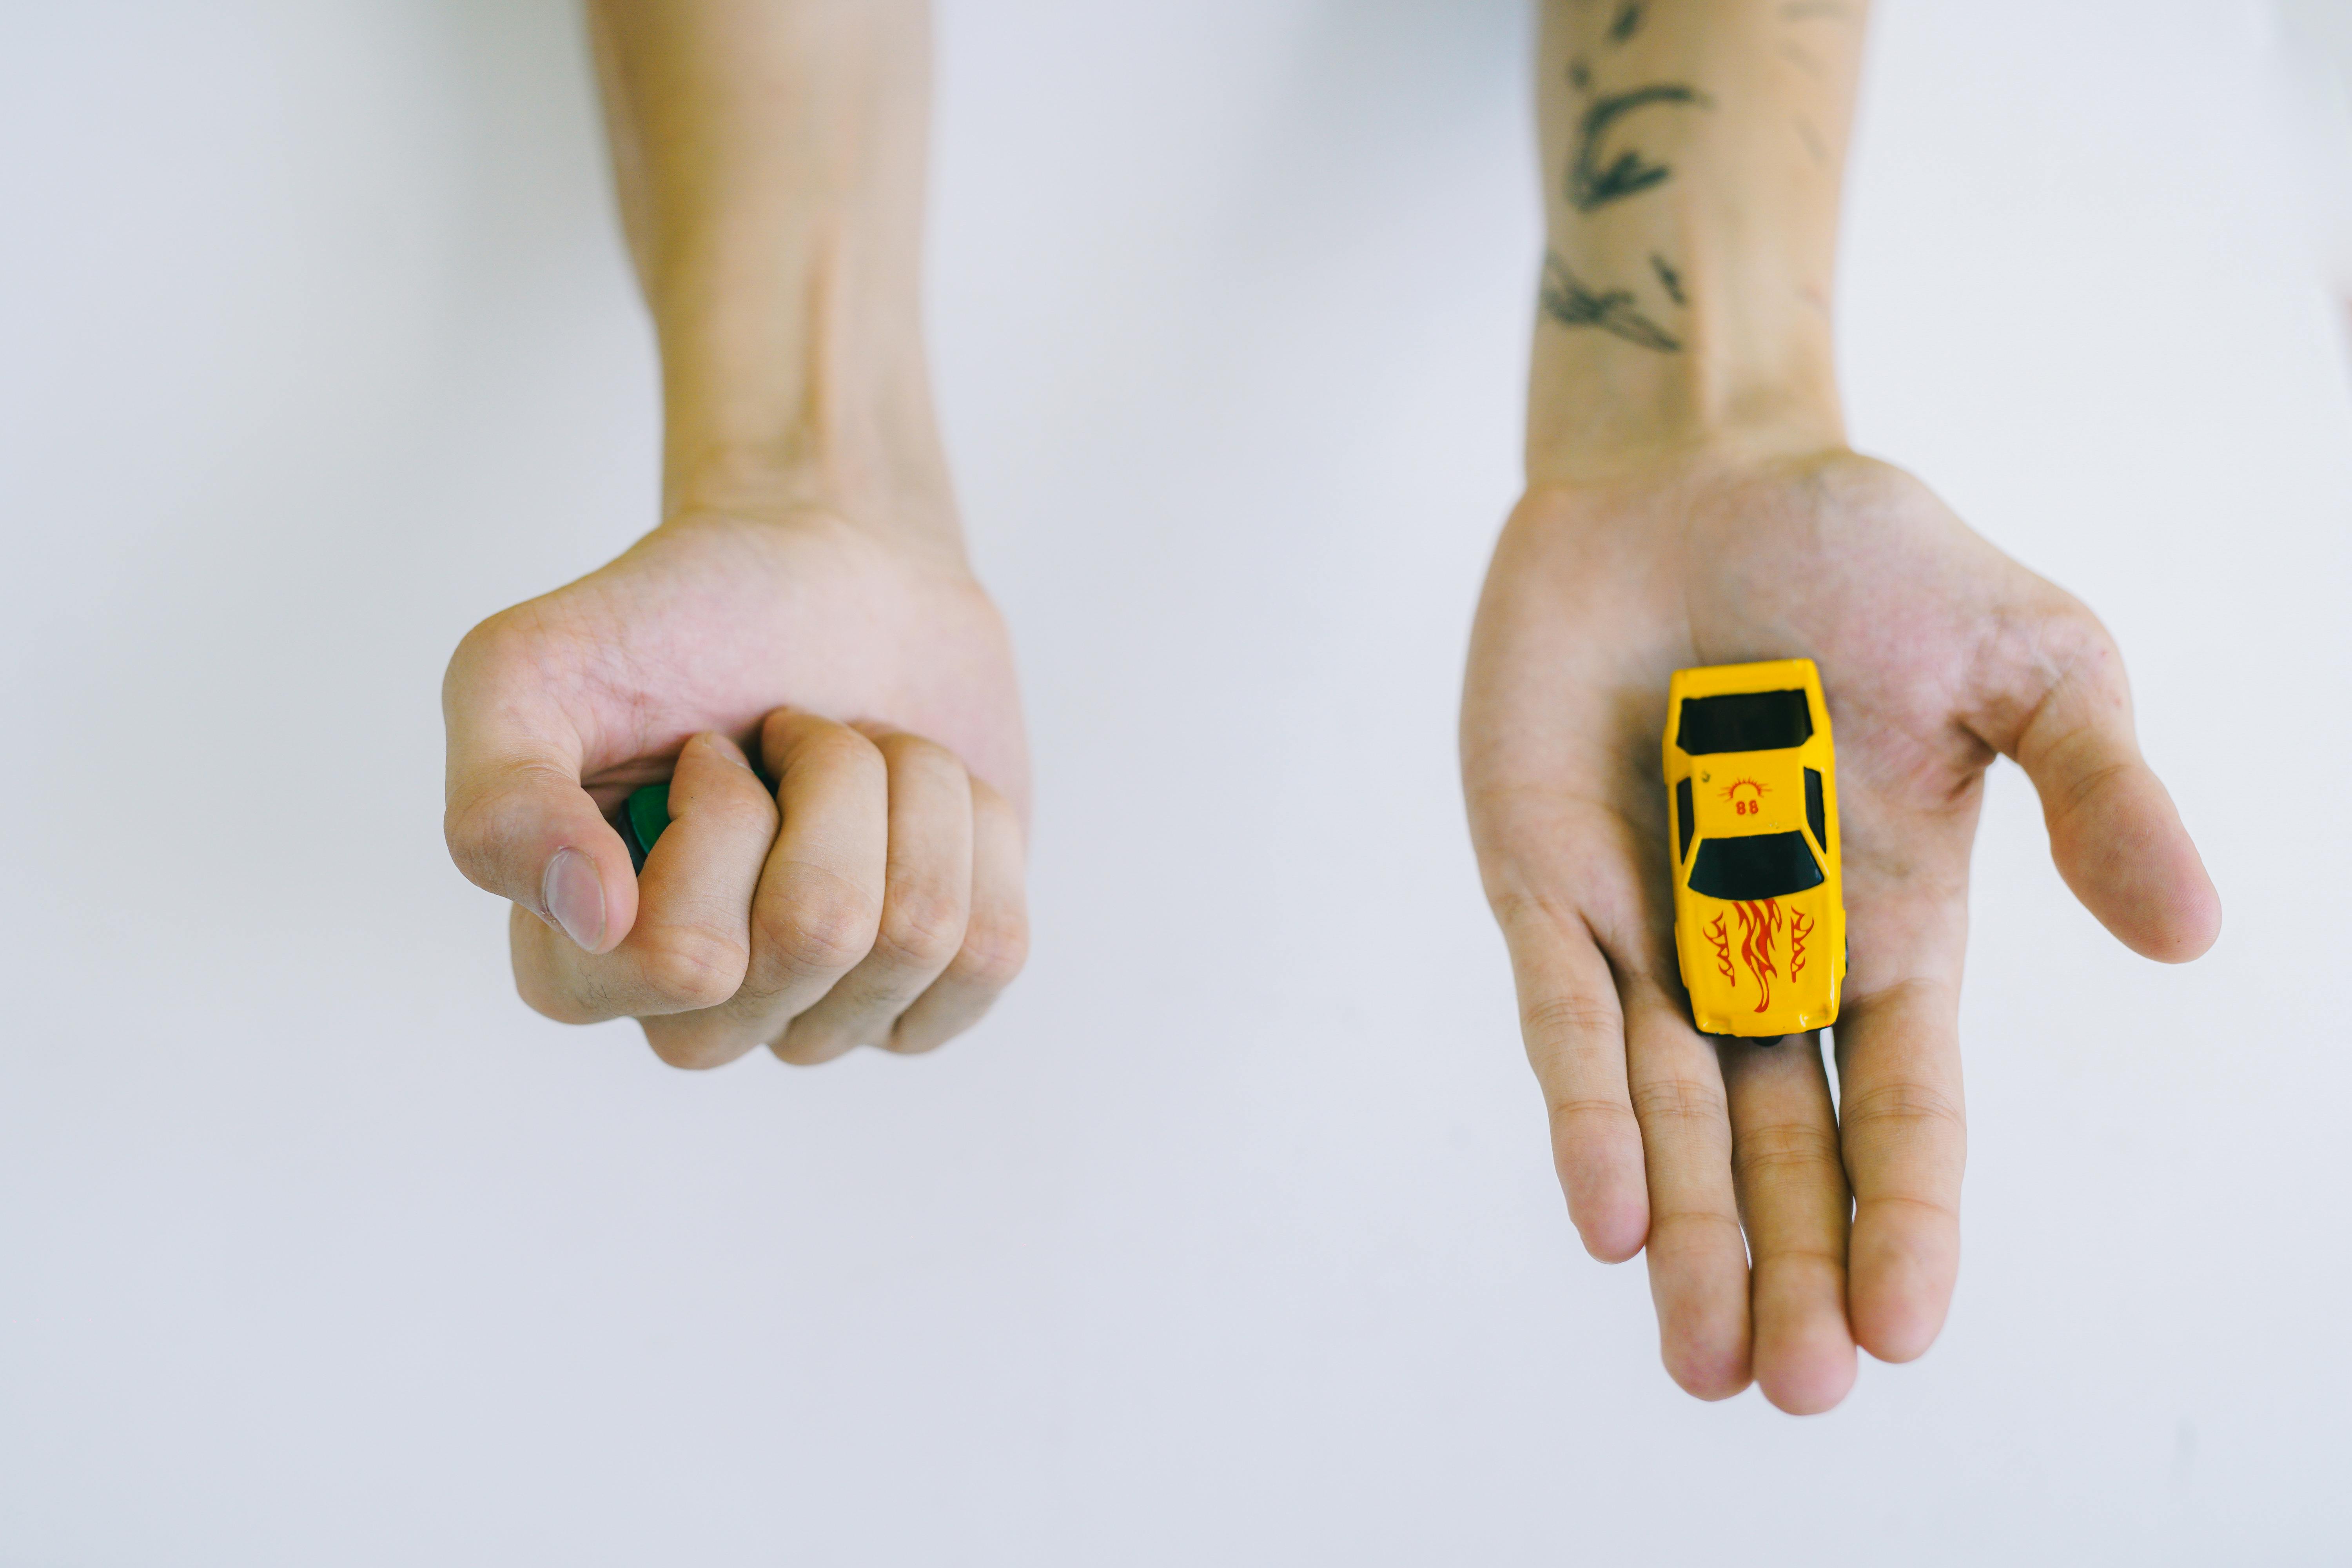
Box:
[443, 0, 1029, 1067]
[1467, 0, 2221, 1412]
[445, 0, 2219, 1409]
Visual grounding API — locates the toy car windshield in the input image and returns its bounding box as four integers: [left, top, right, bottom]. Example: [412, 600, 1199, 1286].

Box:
[1688, 831, 1825, 902]
[1675, 688, 1814, 754]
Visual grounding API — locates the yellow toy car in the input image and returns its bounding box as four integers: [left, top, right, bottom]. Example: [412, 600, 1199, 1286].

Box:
[1663, 659, 1846, 1040]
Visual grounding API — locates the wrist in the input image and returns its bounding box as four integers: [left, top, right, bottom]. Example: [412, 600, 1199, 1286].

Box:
[1524, 0, 1862, 487]
[651, 218, 960, 551]
[588, 0, 955, 549]
[1516, 432, 1858, 510]
[1525, 234, 1844, 486]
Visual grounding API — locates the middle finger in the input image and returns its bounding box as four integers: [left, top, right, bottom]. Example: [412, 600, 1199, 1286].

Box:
[1721, 1031, 1856, 1414]
[1623, 978, 1752, 1400]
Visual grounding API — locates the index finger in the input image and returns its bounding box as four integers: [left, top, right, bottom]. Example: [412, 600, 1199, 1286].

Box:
[513, 729, 777, 1030]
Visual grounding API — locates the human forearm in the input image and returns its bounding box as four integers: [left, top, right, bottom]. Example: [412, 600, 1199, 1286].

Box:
[1529, 0, 1866, 481]
[587, 0, 955, 543]
[1477, 2, 2223, 1416]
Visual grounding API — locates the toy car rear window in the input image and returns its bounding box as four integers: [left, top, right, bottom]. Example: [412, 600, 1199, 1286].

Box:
[1688, 831, 1825, 902]
[1675, 689, 1813, 755]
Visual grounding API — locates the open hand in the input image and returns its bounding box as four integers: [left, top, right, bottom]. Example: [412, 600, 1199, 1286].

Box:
[1461, 450, 2219, 1411]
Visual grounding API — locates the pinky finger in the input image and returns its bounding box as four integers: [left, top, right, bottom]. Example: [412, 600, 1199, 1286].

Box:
[888, 776, 1030, 1054]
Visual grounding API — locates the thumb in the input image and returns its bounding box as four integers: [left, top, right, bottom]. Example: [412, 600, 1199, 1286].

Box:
[1996, 613, 2220, 964]
[442, 626, 640, 956]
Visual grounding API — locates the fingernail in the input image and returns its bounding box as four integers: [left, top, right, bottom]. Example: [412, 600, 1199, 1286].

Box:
[702, 731, 752, 768]
[542, 847, 605, 952]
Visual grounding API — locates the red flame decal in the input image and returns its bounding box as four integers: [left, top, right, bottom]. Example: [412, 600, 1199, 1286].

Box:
[1788, 908, 1813, 981]
[1732, 899, 1783, 1013]
[1704, 912, 1734, 983]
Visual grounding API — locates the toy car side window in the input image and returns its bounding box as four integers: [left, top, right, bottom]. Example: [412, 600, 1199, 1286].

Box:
[1688, 831, 1825, 902]
[1676, 777, 1695, 864]
[1675, 689, 1813, 755]
[1804, 767, 1827, 851]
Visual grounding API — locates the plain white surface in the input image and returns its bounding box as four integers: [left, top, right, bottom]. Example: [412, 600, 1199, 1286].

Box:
[2, 1, 2347, 1561]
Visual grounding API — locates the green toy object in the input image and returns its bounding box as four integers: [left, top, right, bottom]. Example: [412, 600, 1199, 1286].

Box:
[620, 782, 670, 872]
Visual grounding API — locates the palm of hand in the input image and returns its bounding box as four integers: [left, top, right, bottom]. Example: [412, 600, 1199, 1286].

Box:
[1463, 451, 2216, 1411]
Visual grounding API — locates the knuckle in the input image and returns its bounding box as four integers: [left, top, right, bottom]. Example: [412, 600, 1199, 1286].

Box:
[446, 608, 572, 712]
[2041, 604, 2121, 671]
[444, 760, 580, 896]
[754, 875, 882, 978]
[875, 884, 968, 971]
[639, 1017, 739, 1072]
[951, 908, 1030, 990]
[1839, 1079, 1966, 1146]
[1644, 1205, 1745, 1259]
[1823, 452, 1935, 517]
[878, 1017, 955, 1055]
[2050, 755, 2136, 829]
[1854, 1190, 1960, 1226]
[700, 779, 781, 835]
[1487, 887, 1577, 940]
[443, 777, 546, 887]
[797, 720, 886, 777]
[442, 789, 507, 884]
[877, 730, 960, 773]
[2011, 614, 2133, 762]
[1546, 1094, 1639, 1136]
[508, 907, 600, 1023]
[1630, 1074, 1729, 1133]
[635, 926, 749, 1010]
[514, 964, 598, 1027]
[1733, 1118, 1844, 1180]
[969, 772, 1017, 819]
[1522, 992, 1622, 1047]
[771, 1028, 853, 1069]
[1753, 1243, 1847, 1276]
[445, 609, 527, 685]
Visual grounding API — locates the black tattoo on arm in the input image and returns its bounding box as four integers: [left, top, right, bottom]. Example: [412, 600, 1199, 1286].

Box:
[1544, 9, 1710, 353]
[1541, 251, 1681, 352]
[1568, 84, 1711, 212]
[1649, 252, 1686, 306]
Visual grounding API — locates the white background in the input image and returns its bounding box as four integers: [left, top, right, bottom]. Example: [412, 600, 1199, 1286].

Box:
[3, 1, 2348, 1562]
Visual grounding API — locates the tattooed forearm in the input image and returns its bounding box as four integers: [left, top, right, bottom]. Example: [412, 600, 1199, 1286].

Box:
[1530, 0, 1861, 450]
[1568, 84, 1711, 211]
[1541, 251, 1681, 352]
